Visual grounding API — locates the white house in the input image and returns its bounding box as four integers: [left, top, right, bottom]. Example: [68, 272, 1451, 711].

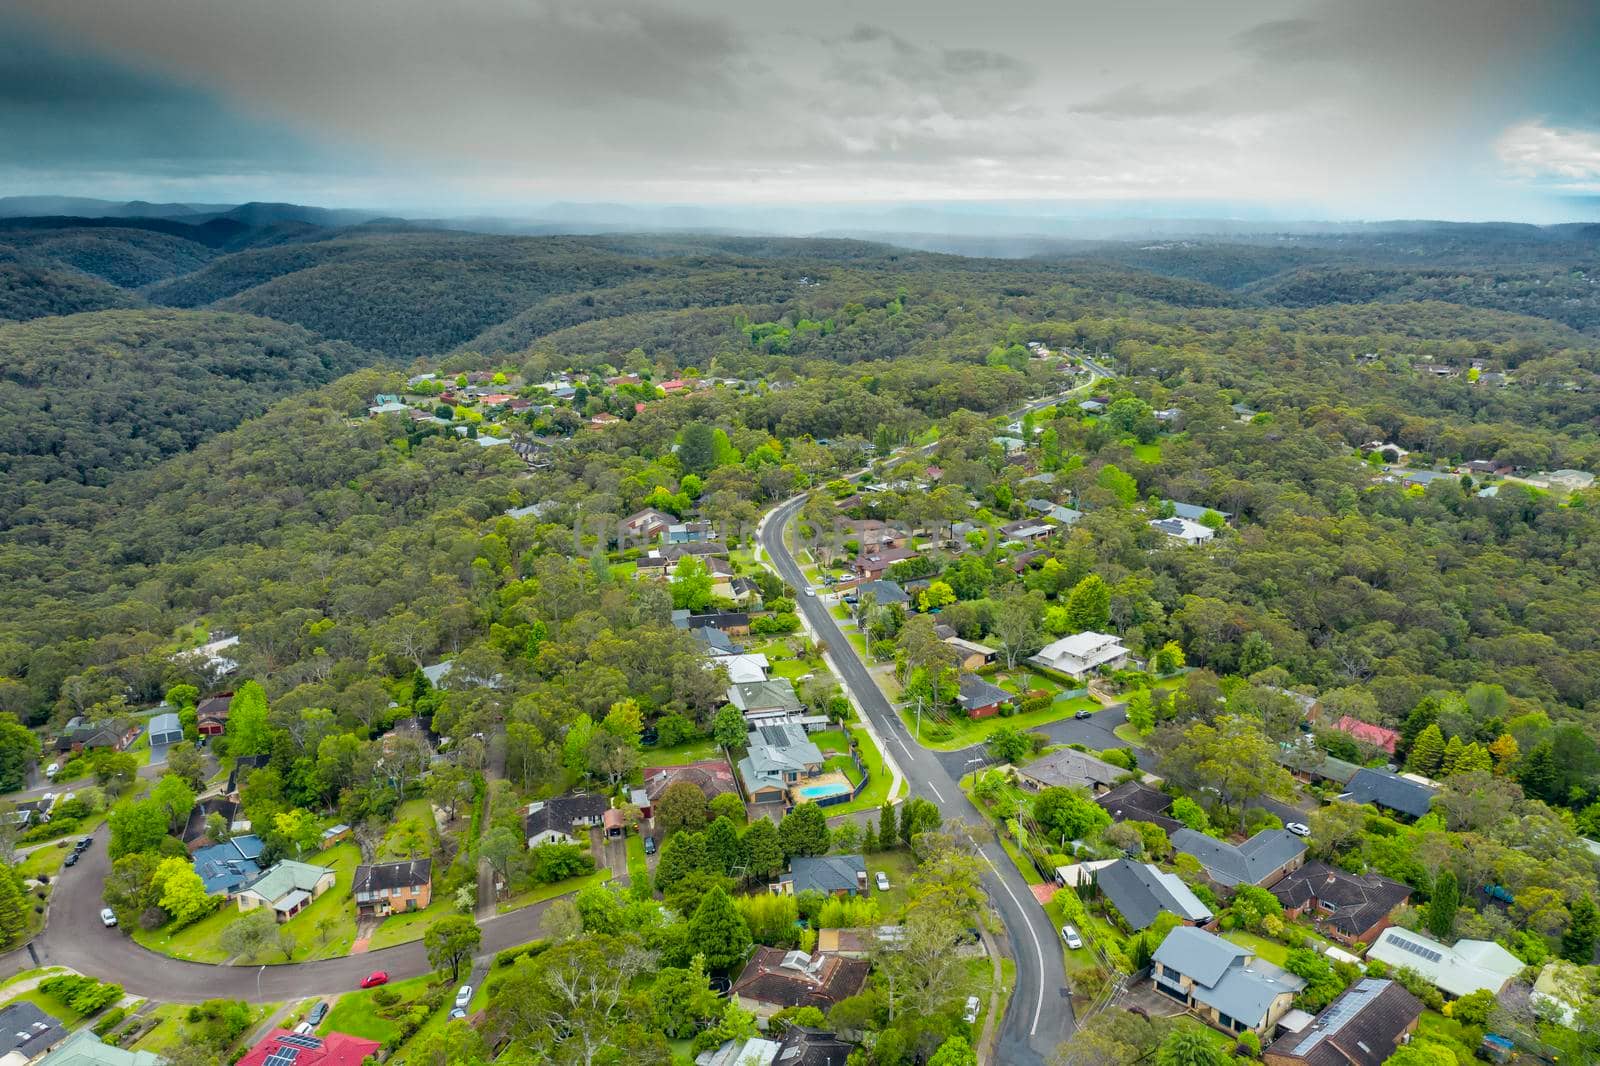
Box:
[1030, 632, 1130, 679]
[1366, 928, 1523, 999]
[1150, 517, 1215, 545]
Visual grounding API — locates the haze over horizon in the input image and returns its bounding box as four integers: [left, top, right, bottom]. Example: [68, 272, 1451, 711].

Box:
[4, 0, 1600, 225]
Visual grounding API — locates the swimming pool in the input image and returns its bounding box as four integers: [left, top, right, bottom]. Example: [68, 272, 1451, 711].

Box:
[797, 782, 851, 800]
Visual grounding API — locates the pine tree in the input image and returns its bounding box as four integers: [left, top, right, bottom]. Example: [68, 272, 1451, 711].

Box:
[1452, 742, 1493, 775]
[704, 817, 745, 877]
[1398, 696, 1441, 761]
[740, 819, 784, 882]
[1439, 735, 1465, 776]
[0, 867, 25, 949]
[1426, 871, 1458, 939]
[1517, 740, 1560, 802]
[1063, 575, 1111, 633]
[688, 886, 753, 973]
[879, 801, 898, 852]
[1406, 723, 1446, 774]
[778, 803, 829, 859]
[1562, 895, 1599, 963]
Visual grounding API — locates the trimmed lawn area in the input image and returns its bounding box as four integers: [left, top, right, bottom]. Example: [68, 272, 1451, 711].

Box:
[17, 842, 70, 879]
[642, 737, 722, 767]
[318, 972, 443, 1044]
[1222, 930, 1290, 966]
[626, 833, 646, 867]
[829, 604, 850, 621]
[904, 693, 1101, 752]
[132, 1001, 277, 1057]
[865, 851, 917, 917]
[497, 868, 612, 914]
[1131, 442, 1162, 464]
[378, 799, 437, 860]
[366, 896, 455, 952]
[0, 968, 63, 995]
[999, 836, 1043, 886]
[1112, 723, 1147, 747]
[768, 657, 820, 682]
[846, 632, 869, 657]
[814, 726, 893, 817]
[3, 987, 96, 1028]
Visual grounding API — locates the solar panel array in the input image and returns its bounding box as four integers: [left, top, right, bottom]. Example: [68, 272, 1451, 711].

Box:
[1389, 933, 1443, 964]
[1298, 979, 1389, 1053]
[280, 1035, 323, 1050]
[261, 1049, 298, 1066]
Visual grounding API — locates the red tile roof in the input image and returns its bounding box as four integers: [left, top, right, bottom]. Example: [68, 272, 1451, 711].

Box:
[236, 1030, 381, 1066]
[1334, 716, 1399, 754]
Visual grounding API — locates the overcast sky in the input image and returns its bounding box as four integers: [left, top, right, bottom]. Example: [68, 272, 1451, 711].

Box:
[4, 0, 1599, 221]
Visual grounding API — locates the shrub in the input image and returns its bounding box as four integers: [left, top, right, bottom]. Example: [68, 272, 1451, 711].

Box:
[495, 941, 550, 967]
[92, 1008, 127, 1037]
[371, 987, 401, 1008]
[1237, 1030, 1261, 1058]
[40, 975, 122, 1016]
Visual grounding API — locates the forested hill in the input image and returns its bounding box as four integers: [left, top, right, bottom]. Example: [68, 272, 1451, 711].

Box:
[0, 309, 373, 532]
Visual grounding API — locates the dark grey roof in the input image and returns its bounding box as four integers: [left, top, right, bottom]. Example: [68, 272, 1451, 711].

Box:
[1171, 828, 1306, 887]
[690, 626, 741, 654]
[956, 673, 1012, 711]
[786, 855, 866, 895]
[1096, 781, 1184, 833]
[1270, 861, 1412, 940]
[353, 858, 432, 893]
[1267, 978, 1423, 1066]
[853, 580, 909, 605]
[1096, 859, 1213, 931]
[1153, 927, 1304, 1028]
[524, 792, 610, 837]
[775, 1026, 854, 1066]
[0, 1000, 66, 1058]
[1340, 769, 1436, 818]
[1019, 748, 1125, 790]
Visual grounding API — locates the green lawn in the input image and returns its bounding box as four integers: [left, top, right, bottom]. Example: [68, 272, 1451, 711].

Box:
[865, 851, 917, 917]
[496, 868, 613, 914]
[4, 987, 97, 1027]
[0, 967, 63, 994]
[626, 833, 646, 866]
[1131, 442, 1163, 464]
[768, 657, 818, 682]
[1113, 723, 1148, 748]
[318, 972, 442, 1044]
[132, 1001, 277, 1057]
[17, 842, 70, 879]
[816, 727, 893, 817]
[903, 693, 1101, 752]
[1222, 930, 1289, 966]
[642, 737, 723, 767]
[378, 799, 438, 860]
[365, 896, 455, 952]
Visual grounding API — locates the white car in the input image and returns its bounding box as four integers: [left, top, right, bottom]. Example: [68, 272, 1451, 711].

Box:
[99, 908, 118, 927]
[962, 995, 980, 1024]
[1285, 821, 1311, 837]
[803, 588, 815, 597]
[1061, 925, 1082, 950]
[454, 986, 473, 1009]
[44, 762, 59, 779]
[875, 872, 890, 891]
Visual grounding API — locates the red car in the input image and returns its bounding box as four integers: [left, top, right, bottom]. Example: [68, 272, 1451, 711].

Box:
[360, 972, 389, 989]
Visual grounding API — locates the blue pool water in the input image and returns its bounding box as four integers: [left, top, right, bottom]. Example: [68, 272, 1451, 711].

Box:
[797, 782, 851, 799]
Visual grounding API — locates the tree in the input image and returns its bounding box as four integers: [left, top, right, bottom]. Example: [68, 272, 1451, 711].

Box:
[918, 581, 957, 613]
[1426, 871, 1458, 939]
[1149, 716, 1293, 822]
[986, 725, 1031, 765]
[225, 681, 271, 757]
[679, 422, 719, 474]
[1488, 733, 1519, 774]
[1033, 787, 1112, 845]
[1156, 1028, 1226, 1066]
[928, 1035, 978, 1066]
[481, 826, 524, 889]
[1562, 895, 1599, 963]
[711, 705, 747, 749]
[703, 817, 744, 876]
[424, 915, 481, 981]
[899, 797, 943, 847]
[687, 886, 752, 973]
[407, 1022, 490, 1066]
[1054, 1008, 1172, 1066]
[151, 774, 196, 834]
[1064, 575, 1111, 633]
[0, 714, 40, 794]
[1169, 797, 1209, 833]
[650, 956, 722, 1038]
[0, 867, 25, 948]
[219, 909, 277, 962]
[152, 856, 214, 927]
[1151, 641, 1185, 675]
[990, 591, 1044, 669]
[164, 742, 206, 792]
[1452, 741, 1493, 775]
[277, 925, 298, 962]
[670, 555, 714, 612]
[879, 801, 898, 852]
[1439, 734, 1465, 776]
[741, 819, 784, 882]
[778, 804, 830, 859]
[709, 792, 746, 825]
[108, 798, 169, 859]
[1407, 723, 1446, 774]
[655, 780, 711, 838]
[1126, 689, 1155, 735]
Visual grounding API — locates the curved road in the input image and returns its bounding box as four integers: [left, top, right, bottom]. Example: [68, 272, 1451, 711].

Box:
[760, 495, 1073, 1066]
[0, 834, 556, 1000]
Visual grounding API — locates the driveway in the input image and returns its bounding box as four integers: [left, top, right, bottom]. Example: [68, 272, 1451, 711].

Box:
[762, 496, 1073, 1066]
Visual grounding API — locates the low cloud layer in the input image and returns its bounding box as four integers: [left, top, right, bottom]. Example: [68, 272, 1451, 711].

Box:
[3, 0, 1599, 219]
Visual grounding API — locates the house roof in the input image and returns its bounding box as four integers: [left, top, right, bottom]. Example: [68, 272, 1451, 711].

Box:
[1096, 859, 1213, 930]
[1019, 748, 1126, 790]
[1340, 769, 1436, 818]
[1333, 716, 1399, 754]
[1096, 781, 1184, 833]
[956, 673, 1012, 712]
[730, 680, 803, 714]
[1171, 828, 1306, 888]
[690, 625, 741, 654]
[1275, 742, 1360, 786]
[1150, 516, 1213, 541]
[34, 1030, 163, 1066]
[1267, 978, 1423, 1066]
[1366, 928, 1522, 999]
[148, 712, 183, 740]
[786, 855, 865, 895]
[1153, 927, 1304, 1027]
[353, 858, 432, 894]
[644, 761, 738, 801]
[195, 693, 232, 719]
[0, 1000, 66, 1059]
[731, 948, 869, 1011]
[853, 580, 909, 605]
[1167, 501, 1231, 521]
[181, 795, 241, 846]
[741, 723, 823, 790]
[853, 546, 918, 571]
[524, 793, 611, 837]
[236, 1029, 382, 1066]
[1270, 862, 1411, 940]
[1152, 925, 1249, 986]
[242, 859, 333, 906]
[1034, 631, 1127, 668]
[775, 1026, 854, 1066]
[191, 834, 266, 895]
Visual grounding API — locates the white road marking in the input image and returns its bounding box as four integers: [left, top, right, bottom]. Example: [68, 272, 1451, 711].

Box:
[979, 846, 1047, 1037]
[925, 780, 945, 803]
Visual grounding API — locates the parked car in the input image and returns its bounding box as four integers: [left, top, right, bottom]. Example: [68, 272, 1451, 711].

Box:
[643, 836, 657, 856]
[63, 851, 78, 867]
[962, 995, 980, 1024]
[875, 871, 891, 891]
[307, 1001, 329, 1026]
[803, 588, 815, 597]
[360, 972, 389, 989]
[1285, 822, 1311, 837]
[1061, 925, 1082, 950]
[293, 1022, 314, 1036]
[454, 986, 473, 1009]
[44, 762, 59, 779]
[1074, 709, 1093, 720]
[449, 1008, 466, 1020]
[99, 908, 117, 927]
[75, 836, 92, 852]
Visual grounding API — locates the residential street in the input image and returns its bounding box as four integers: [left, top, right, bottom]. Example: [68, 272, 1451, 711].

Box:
[759, 494, 1073, 1066]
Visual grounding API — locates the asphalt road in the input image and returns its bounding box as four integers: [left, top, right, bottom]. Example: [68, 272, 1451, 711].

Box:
[760, 495, 1073, 1066]
[0, 826, 557, 1000]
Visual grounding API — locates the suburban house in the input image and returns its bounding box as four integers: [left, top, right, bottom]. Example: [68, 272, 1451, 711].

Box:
[1536, 469, 1595, 493]
[1464, 459, 1514, 477]
[147, 711, 184, 748]
[1015, 749, 1126, 794]
[180, 796, 246, 850]
[945, 637, 998, 670]
[836, 519, 909, 550]
[690, 625, 741, 655]
[999, 519, 1054, 544]
[1275, 741, 1360, 788]
[772, 1026, 854, 1066]
[235, 859, 336, 920]
[1095, 858, 1214, 931]
[54, 715, 136, 755]
[850, 579, 910, 607]
[34, 1030, 164, 1065]
[1365, 928, 1523, 999]
[1270, 862, 1411, 946]
[618, 508, 675, 545]
[644, 762, 738, 804]
[730, 680, 803, 716]
[1079, 400, 1105, 414]
[672, 610, 751, 637]
[524, 793, 611, 847]
[236, 1030, 381, 1066]
[1330, 716, 1399, 755]
[775, 855, 868, 897]
[352, 858, 433, 918]
[712, 652, 770, 685]
[737, 722, 825, 806]
[191, 834, 266, 896]
[1263, 978, 1423, 1066]
[6, 796, 54, 828]
[695, 1036, 781, 1066]
[1149, 516, 1215, 545]
[1096, 781, 1185, 834]
[1171, 828, 1307, 889]
[1339, 769, 1436, 820]
[1167, 501, 1232, 525]
[1030, 632, 1130, 679]
[956, 673, 1013, 719]
[852, 546, 919, 582]
[0, 1000, 67, 1062]
[1151, 926, 1305, 1038]
[195, 693, 232, 736]
[730, 948, 870, 1027]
